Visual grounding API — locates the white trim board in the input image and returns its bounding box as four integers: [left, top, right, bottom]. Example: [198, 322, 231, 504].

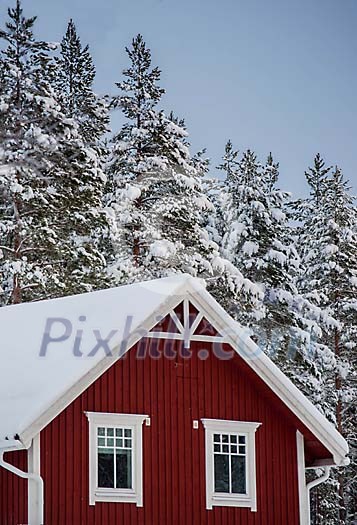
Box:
[296, 430, 308, 525]
[0, 274, 348, 468]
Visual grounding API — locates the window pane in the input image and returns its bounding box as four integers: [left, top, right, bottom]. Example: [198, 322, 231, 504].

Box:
[107, 428, 114, 437]
[213, 434, 220, 443]
[222, 434, 229, 443]
[116, 449, 132, 489]
[124, 429, 132, 438]
[232, 455, 246, 494]
[116, 428, 123, 437]
[230, 435, 237, 443]
[239, 435, 246, 444]
[98, 448, 114, 488]
[98, 427, 105, 436]
[214, 454, 229, 493]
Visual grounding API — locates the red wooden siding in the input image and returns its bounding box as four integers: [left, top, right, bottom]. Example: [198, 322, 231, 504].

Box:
[0, 449, 27, 525]
[1, 337, 310, 524]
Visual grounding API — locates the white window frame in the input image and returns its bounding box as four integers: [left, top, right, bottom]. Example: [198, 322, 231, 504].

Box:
[201, 419, 261, 511]
[85, 412, 148, 506]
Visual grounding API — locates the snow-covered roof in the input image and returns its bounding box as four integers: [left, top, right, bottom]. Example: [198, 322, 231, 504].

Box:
[0, 275, 187, 447]
[0, 274, 349, 466]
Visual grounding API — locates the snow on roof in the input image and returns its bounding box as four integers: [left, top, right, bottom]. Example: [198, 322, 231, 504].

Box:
[0, 274, 348, 466]
[0, 274, 189, 445]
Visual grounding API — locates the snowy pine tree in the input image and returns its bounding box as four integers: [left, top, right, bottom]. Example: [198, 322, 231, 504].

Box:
[53, 19, 109, 144]
[207, 142, 263, 315]
[294, 156, 357, 524]
[53, 17, 112, 283]
[213, 142, 336, 404]
[0, 1, 108, 305]
[106, 35, 229, 284]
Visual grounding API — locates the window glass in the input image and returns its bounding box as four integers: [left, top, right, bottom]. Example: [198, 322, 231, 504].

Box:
[232, 455, 246, 493]
[214, 454, 229, 492]
[116, 449, 132, 488]
[98, 448, 114, 488]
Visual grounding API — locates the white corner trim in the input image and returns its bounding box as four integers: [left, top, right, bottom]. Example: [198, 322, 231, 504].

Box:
[296, 430, 308, 525]
[201, 419, 261, 511]
[85, 412, 148, 507]
[28, 434, 42, 525]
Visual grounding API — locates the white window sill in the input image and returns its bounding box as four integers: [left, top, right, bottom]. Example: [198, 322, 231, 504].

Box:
[210, 492, 255, 509]
[93, 488, 141, 505]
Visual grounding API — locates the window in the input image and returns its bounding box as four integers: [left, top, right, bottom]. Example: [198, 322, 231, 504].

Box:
[201, 419, 261, 511]
[86, 412, 148, 506]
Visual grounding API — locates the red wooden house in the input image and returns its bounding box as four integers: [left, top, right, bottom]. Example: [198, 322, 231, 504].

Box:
[0, 275, 348, 525]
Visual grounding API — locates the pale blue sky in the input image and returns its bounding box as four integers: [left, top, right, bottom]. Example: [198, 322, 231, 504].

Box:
[2, 0, 356, 196]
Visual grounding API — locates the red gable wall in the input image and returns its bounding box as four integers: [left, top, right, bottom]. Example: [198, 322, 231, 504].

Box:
[1, 337, 304, 525]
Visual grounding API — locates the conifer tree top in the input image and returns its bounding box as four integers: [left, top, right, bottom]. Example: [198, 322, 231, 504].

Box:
[113, 34, 165, 120]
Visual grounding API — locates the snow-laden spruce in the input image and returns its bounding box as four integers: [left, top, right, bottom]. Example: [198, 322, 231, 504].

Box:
[210, 142, 339, 407]
[106, 35, 236, 284]
[0, 1, 108, 305]
[53, 19, 109, 144]
[293, 155, 357, 524]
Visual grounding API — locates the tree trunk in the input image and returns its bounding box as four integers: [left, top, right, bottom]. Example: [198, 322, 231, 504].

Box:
[334, 327, 346, 524]
[11, 195, 22, 304]
[12, 27, 23, 304]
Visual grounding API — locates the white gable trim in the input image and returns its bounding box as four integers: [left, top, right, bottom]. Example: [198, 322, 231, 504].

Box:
[145, 297, 226, 348]
[12, 277, 347, 467]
